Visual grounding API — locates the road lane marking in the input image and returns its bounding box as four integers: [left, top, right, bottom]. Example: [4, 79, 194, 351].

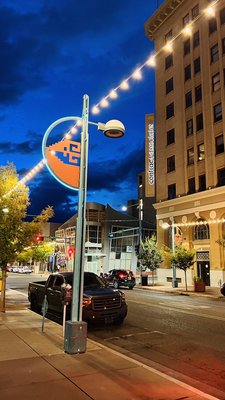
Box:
[128, 299, 225, 322]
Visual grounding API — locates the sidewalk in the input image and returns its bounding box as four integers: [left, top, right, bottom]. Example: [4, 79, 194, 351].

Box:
[0, 289, 224, 400]
[136, 283, 225, 299]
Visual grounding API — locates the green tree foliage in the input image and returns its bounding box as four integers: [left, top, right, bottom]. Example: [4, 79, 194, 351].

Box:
[0, 163, 54, 309]
[139, 235, 163, 285]
[170, 247, 195, 291]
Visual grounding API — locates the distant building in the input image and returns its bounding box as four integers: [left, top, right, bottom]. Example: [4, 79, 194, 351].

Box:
[55, 202, 154, 276]
[145, 0, 225, 286]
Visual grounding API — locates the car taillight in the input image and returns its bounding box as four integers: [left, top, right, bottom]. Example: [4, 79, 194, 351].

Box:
[82, 297, 92, 306]
[119, 273, 126, 278]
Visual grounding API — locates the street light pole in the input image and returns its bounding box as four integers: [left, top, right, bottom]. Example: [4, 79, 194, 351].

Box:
[170, 216, 177, 288]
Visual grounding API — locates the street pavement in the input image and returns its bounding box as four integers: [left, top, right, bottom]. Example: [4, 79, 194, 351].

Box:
[0, 285, 224, 400]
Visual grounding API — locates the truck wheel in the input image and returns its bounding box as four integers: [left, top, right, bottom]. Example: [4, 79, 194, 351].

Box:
[129, 286, 134, 290]
[113, 279, 119, 289]
[30, 295, 41, 313]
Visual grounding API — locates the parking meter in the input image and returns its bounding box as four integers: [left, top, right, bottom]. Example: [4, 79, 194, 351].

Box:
[61, 283, 72, 305]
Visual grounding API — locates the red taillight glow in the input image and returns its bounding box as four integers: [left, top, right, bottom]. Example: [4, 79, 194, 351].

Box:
[119, 273, 126, 278]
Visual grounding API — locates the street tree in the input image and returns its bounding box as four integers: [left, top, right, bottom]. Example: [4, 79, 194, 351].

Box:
[0, 163, 54, 310]
[170, 246, 195, 291]
[138, 235, 163, 285]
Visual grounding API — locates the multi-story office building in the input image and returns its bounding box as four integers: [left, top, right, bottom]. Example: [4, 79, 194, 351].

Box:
[145, 0, 225, 286]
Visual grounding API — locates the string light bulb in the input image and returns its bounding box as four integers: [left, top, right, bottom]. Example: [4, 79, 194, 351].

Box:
[132, 68, 142, 80]
[120, 80, 129, 90]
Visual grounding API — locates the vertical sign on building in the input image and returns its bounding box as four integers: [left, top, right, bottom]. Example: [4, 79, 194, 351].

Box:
[145, 114, 155, 197]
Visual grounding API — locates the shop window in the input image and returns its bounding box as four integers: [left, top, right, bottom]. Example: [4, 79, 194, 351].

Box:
[214, 103, 222, 122]
[199, 174, 206, 191]
[212, 72, 220, 91]
[211, 43, 219, 63]
[188, 147, 194, 165]
[166, 77, 174, 94]
[183, 13, 190, 26]
[216, 134, 224, 154]
[195, 84, 202, 102]
[194, 57, 201, 74]
[209, 17, 217, 34]
[193, 31, 200, 48]
[196, 113, 203, 131]
[167, 128, 175, 145]
[184, 38, 191, 55]
[192, 5, 199, 20]
[184, 64, 191, 81]
[168, 183, 176, 199]
[167, 155, 175, 172]
[188, 177, 195, 194]
[198, 143, 205, 161]
[186, 119, 193, 136]
[194, 221, 209, 240]
[165, 53, 173, 69]
[166, 102, 174, 119]
[185, 91, 192, 108]
[218, 167, 225, 186]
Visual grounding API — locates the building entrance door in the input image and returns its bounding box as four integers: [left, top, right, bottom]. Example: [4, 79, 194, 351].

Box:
[197, 261, 210, 286]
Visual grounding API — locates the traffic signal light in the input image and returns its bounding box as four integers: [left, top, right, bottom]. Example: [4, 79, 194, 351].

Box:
[36, 235, 44, 242]
[68, 247, 74, 259]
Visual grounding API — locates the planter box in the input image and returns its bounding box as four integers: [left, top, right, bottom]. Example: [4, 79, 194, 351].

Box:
[194, 281, 205, 292]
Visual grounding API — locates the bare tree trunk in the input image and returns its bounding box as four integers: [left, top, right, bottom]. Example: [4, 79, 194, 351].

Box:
[184, 269, 188, 291]
[0, 267, 7, 312]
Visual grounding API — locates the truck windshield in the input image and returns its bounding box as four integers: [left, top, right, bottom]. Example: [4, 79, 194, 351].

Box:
[65, 273, 105, 289]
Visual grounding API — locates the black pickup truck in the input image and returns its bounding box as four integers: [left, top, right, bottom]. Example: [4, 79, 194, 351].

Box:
[28, 272, 128, 325]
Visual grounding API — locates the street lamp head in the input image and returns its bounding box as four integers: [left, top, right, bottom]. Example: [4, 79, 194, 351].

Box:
[98, 119, 125, 138]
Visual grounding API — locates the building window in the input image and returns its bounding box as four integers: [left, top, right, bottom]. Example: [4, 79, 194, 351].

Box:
[194, 221, 209, 240]
[188, 177, 195, 194]
[198, 143, 205, 161]
[209, 17, 217, 34]
[185, 91, 192, 108]
[166, 77, 174, 94]
[215, 134, 224, 154]
[195, 84, 202, 102]
[167, 155, 175, 172]
[222, 37, 225, 54]
[168, 183, 176, 199]
[167, 128, 175, 145]
[166, 102, 174, 119]
[218, 168, 225, 186]
[193, 31, 200, 48]
[183, 13, 190, 26]
[220, 7, 225, 25]
[192, 4, 199, 20]
[212, 72, 220, 91]
[188, 147, 194, 165]
[184, 38, 191, 55]
[186, 119, 193, 136]
[211, 43, 219, 63]
[196, 113, 203, 131]
[214, 103, 222, 122]
[194, 57, 201, 74]
[165, 54, 173, 69]
[199, 174, 206, 191]
[165, 30, 173, 42]
[184, 64, 191, 81]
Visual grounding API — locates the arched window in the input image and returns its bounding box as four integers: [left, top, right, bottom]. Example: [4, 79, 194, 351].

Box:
[194, 220, 209, 240]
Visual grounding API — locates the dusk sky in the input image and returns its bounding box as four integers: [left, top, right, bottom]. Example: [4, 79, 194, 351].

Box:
[0, 0, 162, 222]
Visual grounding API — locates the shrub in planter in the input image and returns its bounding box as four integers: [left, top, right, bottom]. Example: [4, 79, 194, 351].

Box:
[193, 276, 205, 292]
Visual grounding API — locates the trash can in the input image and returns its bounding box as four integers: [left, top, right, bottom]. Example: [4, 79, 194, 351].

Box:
[141, 275, 148, 286]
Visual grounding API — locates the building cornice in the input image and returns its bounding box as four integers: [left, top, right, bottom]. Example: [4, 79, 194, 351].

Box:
[144, 0, 185, 40]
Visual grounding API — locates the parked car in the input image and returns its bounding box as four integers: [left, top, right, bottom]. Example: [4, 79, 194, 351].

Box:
[18, 266, 33, 274]
[103, 269, 136, 290]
